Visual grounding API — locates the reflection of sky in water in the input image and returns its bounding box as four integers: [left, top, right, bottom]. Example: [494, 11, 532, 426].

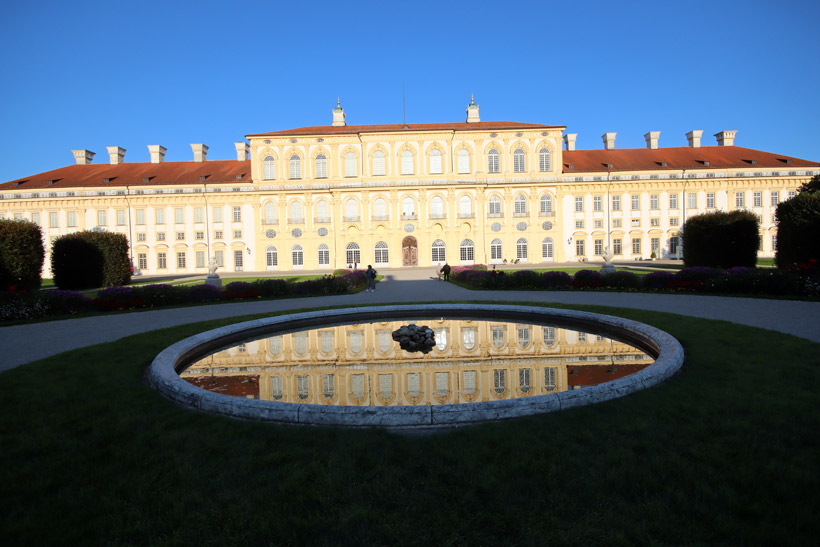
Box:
[182, 318, 654, 407]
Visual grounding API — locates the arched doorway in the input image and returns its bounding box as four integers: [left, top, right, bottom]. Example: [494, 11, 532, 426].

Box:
[402, 236, 418, 266]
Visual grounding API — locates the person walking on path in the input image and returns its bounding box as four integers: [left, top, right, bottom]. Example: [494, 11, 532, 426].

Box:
[440, 263, 451, 282]
[365, 265, 377, 292]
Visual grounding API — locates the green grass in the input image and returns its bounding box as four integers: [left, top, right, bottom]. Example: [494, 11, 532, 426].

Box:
[1, 302, 818, 545]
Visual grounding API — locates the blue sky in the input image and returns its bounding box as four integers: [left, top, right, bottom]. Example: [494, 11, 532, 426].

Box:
[2, 0, 818, 182]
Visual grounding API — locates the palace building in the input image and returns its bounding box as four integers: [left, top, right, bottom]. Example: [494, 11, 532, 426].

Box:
[1, 98, 818, 276]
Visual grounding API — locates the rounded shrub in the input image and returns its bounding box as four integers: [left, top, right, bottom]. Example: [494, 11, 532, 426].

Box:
[187, 284, 224, 303]
[643, 271, 675, 290]
[511, 270, 541, 289]
[601, 271, 642, 290]
[543, 271, 571, 289]
[0, 218, 45, 290]
[572, 269, 602, 289]
[682, 210, 759, 268]
[51, 236, 104, 290]
[775, 192, 820, 269]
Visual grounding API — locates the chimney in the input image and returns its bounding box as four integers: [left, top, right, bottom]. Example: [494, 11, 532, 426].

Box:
[332, 98, 346, 127]
[106, 146, 126, 165]
[235, 142, 250, 161]
[602, 132, 616, 150]
[191, 143, 209, 162]
[686, 130, 703, 148]
[148, 145, 167, 163]
[564, 133, 577, 151]
[72, 149, 95, 165]
[714, 130, 737, 147]
[466, 94, 480, 123]
[644, 131, 660, 150]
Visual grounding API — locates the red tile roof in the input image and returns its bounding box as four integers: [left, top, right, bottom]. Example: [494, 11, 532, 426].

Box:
[563, 146, 819, 172]
[2, 160, 251, 190]
[247, 120, 564, 137]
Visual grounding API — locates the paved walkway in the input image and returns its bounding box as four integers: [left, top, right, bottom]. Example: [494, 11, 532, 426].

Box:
[2, 267, 819, 373]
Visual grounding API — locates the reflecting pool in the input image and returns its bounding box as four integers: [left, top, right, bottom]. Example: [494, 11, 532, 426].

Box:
[181, 318, 654, 407]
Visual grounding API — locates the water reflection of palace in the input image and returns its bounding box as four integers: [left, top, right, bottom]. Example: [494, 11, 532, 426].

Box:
[182, 319, 653, 407]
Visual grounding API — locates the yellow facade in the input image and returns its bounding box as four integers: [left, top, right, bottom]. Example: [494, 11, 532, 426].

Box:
[1, 100, 818, 275]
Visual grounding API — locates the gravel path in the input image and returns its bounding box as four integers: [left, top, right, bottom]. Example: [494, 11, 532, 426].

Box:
[2, 268, 818, 373]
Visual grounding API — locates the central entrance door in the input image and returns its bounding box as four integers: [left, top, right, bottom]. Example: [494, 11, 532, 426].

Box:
[402, 236, 418, 266]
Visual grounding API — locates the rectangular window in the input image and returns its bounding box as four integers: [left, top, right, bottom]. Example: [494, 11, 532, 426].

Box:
[612, 219, 622, 228]
[688, 193, 697, 209]
[176, 231, 185, 241]
[215, 230, 223, 239]
[97, 210, 107, 226]
[789, 191, 796, 199]
[14, 213, 22, 220]
[613, 239, 622, 255]
[594, 239, 603, 256]
[195, 231, 204, 240]
[116, 209, 126, 225]
[575, 239, 585, 256]
[233, 206, 241, 222]
[593, 196, 602, 211]
[155, 208, 165, 224]
[49, 212, 59, 228]
[575, 196, 583, 212]
[136, 209, 145, 225]
[157, 252, 167, 269]
[575, 220, 584, 229]
[650, 194, 659, 210]
[736, 192, 745, 208]
[194, 207, 204, 223]
[318, 247, 329, 265]
[137, 233, 146, 241]
[31, 212, 40, 226]
[651, 237, 660, 255]
[175, 208, 184, 224]
[612, 195, 621, 211]
[593, 219, 603, 228]
[435, 372, 448, 397]
[463, 371, 477, 395]
[706, 193, 715, 209]
[772, 234, 777, 250]
[669, 193, 678, 209]
[212, 207, 223, 223]
[234, 230, 242, 239]
[631, 195, 640, 210]
[67, 211, 76, 227]
[670, 236, 680, 256]
[457, 151, 469, 174]
[545, 368, 557, 391]
[215, 250, 224, 267]
[650, 218, 660, 227]
[234, 250, 243, 271]
[493, 369, 506, 393]
[771, 191, 779, 206]
[670, 217, 679, 226]
[196, 250, 205, 268]
[754, 191, 762, 207]
[631, 218, 640, 227]
[138, 253, 147, 270]
[632, 238, 641, 255]
[176, 252, 186, 268]
[157, 232, 165, 241]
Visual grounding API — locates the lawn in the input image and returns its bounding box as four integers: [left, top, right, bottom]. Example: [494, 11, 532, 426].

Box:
[1, 302, 818, 545]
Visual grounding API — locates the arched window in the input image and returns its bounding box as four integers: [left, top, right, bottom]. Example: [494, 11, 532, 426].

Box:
[289, 154, 301, 179]
[263, 156, 275, 180]
[374, 241, 388, 264]
[344, 151, 357, 177]
[540, 194, 553, 215]
[401, 150, 414, 175]
[292, 244, 303, 266]
[487, 149, 499, 173]
[315, 154, 327, 178]
[373, 150, 385, 176]
[514, 194, 527, 215]
[517, 238, 528, 261]
[401, 196, 415, 218]
[457, 148, 470, 174]
[429, 149, 442, 174]
[491, 238, 502, 262]
[289, 201, 303, 223]
[266, 245, 278, 267]
[459, 195, 472, 218]
[542, 237, 554, 259]
[373, 197, 387, 220]
[513, 148, 526, 173]
[460, 239, 475, 262]
[346, 242, 361, 266]
[315, 199, 329, 222]
[543, 326, 555, 346]
[488, 195, 502, 217]
[430, 196, 445, 219]
[539, 148, 551, 171]
[293, 332, 308, 355]
[344, 199, 359, 221]
[264, 202, 277, 224]
[318, 243, 329, 266]
[431, 239, 446, 262]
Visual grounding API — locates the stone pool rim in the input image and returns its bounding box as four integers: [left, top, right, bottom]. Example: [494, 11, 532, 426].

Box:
[148, 304, 684, 429]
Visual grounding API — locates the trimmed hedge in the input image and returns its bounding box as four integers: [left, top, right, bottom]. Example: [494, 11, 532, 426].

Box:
[51, 231, 131, 290]
[682, 211, 759, 268]
[0, 218, 45, 290]
[775, 192, 820, 269]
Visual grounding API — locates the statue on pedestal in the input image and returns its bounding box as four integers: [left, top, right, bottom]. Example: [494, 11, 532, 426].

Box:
[600, 246, 616, 275]
[205, 256, 222, 288]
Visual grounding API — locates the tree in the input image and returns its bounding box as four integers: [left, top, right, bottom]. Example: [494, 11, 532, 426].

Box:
[798, 174, 820, 195]
[775, 191, 820, 269]
[0, 218, 45, 290]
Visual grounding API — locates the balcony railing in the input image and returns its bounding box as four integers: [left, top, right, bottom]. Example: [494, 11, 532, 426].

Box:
[344, 215, 360, 222]
[538, 210, 555, 217]
[262, 219, 278, 225]
[401, 213, 417, 220]
[288, 218, 304, 225]
[314, 216, 331, 224]
[488, 212, 503, 218]
[371, 214, 389, 221]
[514, 211, 528, 218]
[429, 212, 446, 220]
[458, 212, 475, 219]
